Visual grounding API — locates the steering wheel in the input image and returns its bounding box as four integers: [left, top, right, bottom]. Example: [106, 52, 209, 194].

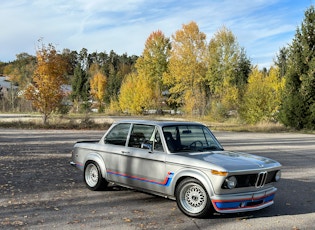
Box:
[190, 141, 203, 148]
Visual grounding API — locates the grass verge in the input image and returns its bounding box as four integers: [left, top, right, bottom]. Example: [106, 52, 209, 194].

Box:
[0, 114, 297, 133]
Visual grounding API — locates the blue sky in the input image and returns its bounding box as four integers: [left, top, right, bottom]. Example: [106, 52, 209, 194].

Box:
[0, 0, 312, 68]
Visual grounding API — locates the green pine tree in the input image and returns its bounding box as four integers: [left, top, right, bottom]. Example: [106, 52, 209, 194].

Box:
[71, 63, 90, 112]
[280, 5, 315, 130]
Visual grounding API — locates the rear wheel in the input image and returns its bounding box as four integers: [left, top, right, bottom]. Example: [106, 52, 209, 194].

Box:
[175, 178, 212, 218]
[84, 161, 108, 191]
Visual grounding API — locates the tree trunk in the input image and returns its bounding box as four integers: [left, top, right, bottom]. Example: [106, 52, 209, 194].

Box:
[43, 114, 48, 125]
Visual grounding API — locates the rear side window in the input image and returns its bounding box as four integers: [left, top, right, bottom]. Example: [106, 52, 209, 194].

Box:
[128, 124, 155, 148]
[104, 123, 131, 146]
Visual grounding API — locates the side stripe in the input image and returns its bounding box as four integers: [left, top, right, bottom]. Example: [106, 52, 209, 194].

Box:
[107, 170, 174, 187]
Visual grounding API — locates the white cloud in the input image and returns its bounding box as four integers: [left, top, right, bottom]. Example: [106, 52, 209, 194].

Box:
[0, 0, 311, 68]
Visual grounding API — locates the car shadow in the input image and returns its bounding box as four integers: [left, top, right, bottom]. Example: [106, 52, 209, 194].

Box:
[104, 183, 131, 191]
[207, 178, 314, 219]
[97, 176, 314, 219]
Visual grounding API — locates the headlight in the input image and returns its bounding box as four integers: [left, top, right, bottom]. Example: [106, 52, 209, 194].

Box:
[225, 176, 237, 189]
[274, 170, 281, 182]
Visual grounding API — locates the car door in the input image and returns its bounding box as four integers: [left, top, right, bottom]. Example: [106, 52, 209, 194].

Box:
[122, 124, 169, 193]
[102, 122, 132, 183]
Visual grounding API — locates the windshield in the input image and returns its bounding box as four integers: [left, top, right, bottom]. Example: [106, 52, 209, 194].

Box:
[162, 125, 223, 153]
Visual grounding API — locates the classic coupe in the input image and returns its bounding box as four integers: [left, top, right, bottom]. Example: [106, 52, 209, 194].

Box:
[70, 120, 281, 218]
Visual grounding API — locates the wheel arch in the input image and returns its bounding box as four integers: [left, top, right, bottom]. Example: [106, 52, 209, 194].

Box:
[171, 169, 215, 198]
[84, 152, 107, 180]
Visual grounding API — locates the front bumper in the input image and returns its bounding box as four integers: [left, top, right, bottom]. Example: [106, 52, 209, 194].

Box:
[211, 187, 277, 213]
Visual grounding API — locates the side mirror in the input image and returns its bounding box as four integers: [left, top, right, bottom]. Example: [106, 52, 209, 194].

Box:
[141, 143, 153, 151]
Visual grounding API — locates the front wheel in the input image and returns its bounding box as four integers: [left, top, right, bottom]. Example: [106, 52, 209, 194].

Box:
[84, 161, 108, 191]
[175, 178, 212, 218]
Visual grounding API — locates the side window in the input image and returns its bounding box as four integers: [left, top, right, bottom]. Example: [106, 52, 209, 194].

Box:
[104, 123, 131, 146]
[128, 124, 155, 148]
[153, 130, 164, 152]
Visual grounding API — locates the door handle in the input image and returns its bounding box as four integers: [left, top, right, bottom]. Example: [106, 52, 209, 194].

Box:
[122, 151, 130, 154]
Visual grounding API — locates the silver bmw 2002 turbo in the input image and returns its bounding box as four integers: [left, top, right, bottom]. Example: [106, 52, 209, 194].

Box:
[70, 120, 281, 218]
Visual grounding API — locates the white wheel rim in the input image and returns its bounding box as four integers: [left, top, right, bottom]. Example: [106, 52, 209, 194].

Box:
[85, 164, 99, 187]
[179, 182, 207, 214]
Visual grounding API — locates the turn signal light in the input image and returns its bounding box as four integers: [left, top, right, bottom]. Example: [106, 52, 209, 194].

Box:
[211, 170, 228, 176]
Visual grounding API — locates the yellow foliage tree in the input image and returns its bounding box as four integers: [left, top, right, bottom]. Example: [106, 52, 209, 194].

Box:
[24, 43, 67, 124]
[163, 21, 207, 116]
[108, 97, 121, 114]
[118, 30, 170, 115]
[206, 26, 247, 118]
[240, 66, 285, 123]
[135, 30, 170, 110]
[119, 72, 154, 114]
[119, 72, 136, 113]
[265, 66, 286, 117]
[90, 71, 107, 112]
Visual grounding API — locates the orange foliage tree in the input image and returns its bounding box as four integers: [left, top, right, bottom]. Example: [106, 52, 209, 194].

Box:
[24, 43, 67, 124]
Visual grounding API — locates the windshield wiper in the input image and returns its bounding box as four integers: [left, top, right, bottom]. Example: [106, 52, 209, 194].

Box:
[203, 146, 224, 151]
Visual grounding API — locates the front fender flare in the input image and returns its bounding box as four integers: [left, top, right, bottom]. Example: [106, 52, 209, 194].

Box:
[170, 169, 215, 198]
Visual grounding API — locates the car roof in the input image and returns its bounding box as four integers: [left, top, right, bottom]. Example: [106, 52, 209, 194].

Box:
[113, 119, 203, 127]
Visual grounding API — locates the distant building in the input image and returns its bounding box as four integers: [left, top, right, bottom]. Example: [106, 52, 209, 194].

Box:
[1, 76, 72, 99]
[0, 76, 18, 98]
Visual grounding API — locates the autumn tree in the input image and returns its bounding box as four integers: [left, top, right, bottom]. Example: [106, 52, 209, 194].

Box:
[206, 26, 251, 119]
[279, 6, 315, 129]
[24, 43, 67, 124]
[3, 53, 36, 88]
[119, 72, 154, 114]
[135, 30, 170, 110]
[90, 71, 107, 112]
[119, 73, 135, 113]
[0, 54, 36, 112]
[265, 67, 285, 120]
[118, 31, 170, 114]
[163, 21, 207, 115]
[240, 67, 285, 124]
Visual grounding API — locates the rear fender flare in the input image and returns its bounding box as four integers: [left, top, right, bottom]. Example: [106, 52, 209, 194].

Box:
[84, 152, 107, 180]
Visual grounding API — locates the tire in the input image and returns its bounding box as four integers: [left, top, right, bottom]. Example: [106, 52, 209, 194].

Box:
[175, 178, 212, 218]
[84, 161, 108, 191]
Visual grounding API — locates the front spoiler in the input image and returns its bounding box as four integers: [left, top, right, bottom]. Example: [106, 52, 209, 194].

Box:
[211, 187, 277, 213]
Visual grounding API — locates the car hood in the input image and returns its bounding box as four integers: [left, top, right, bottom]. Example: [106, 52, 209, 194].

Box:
[176, 151, 280, 171]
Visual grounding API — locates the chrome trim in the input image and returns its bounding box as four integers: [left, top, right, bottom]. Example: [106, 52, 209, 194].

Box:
[70, 161, 77, 167]
[255, 171, 267, 188]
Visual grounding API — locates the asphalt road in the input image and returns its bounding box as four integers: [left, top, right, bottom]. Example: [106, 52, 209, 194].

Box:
[0, 129, 314, 230]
